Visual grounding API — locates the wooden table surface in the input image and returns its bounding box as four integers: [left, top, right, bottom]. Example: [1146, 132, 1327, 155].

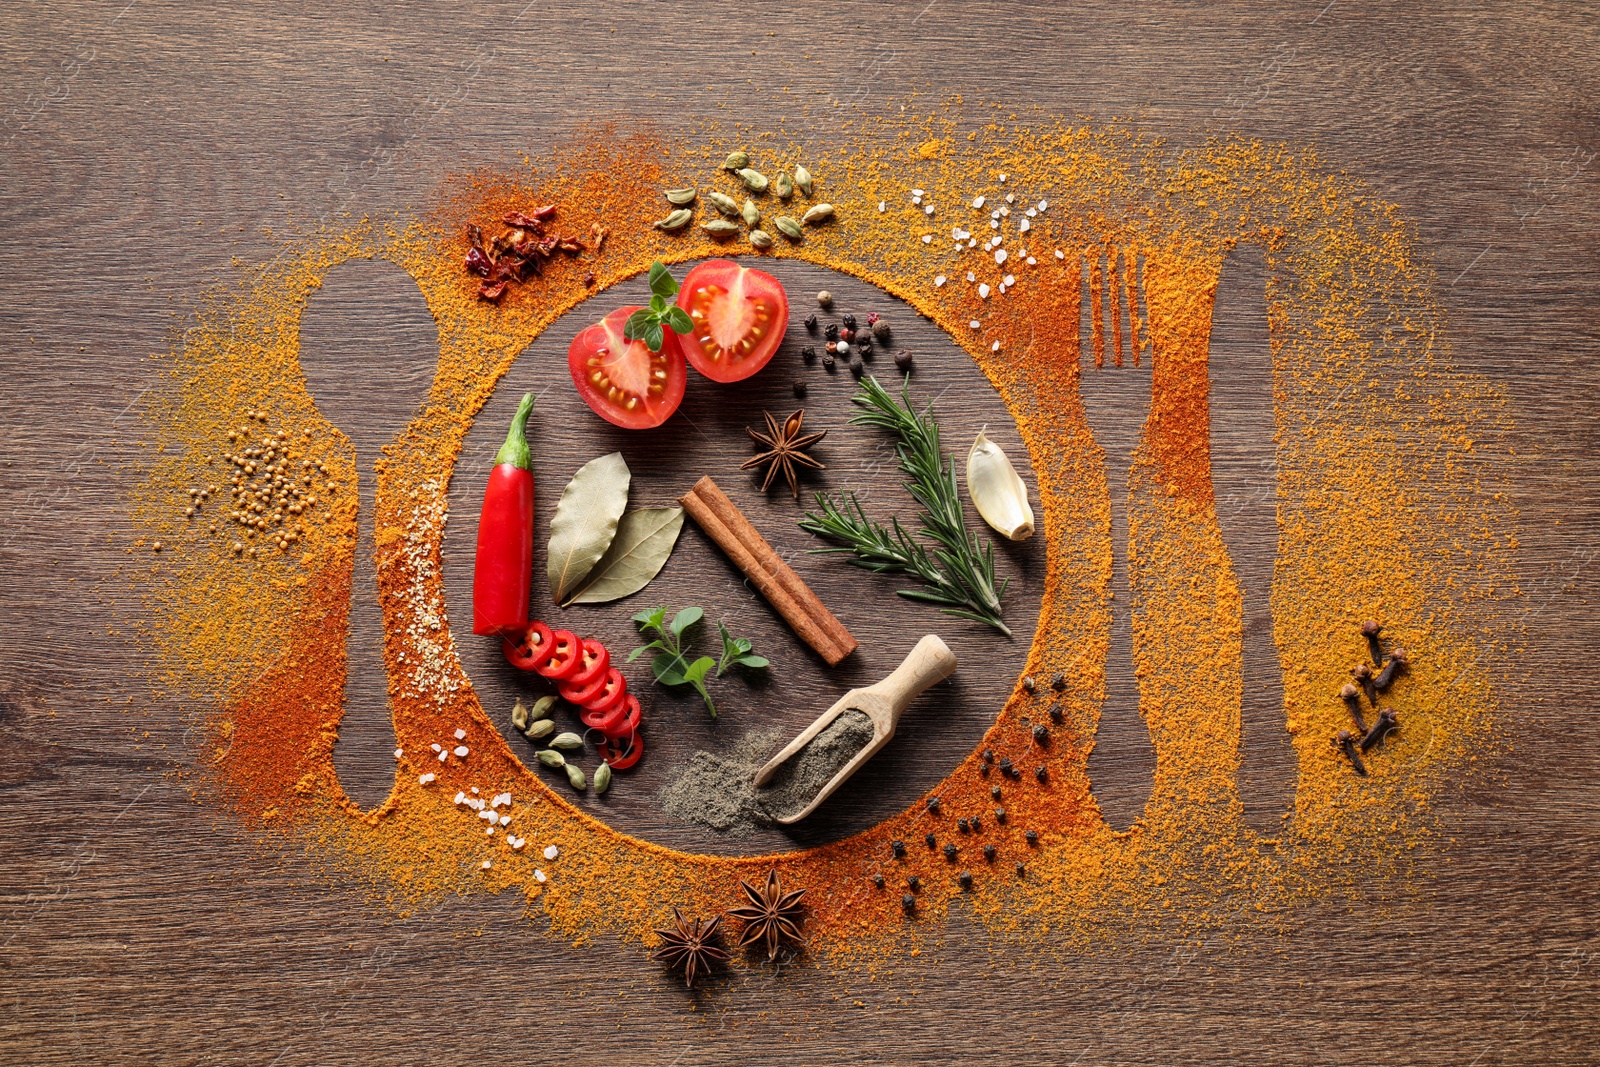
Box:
[2, 2, 1597, 1063]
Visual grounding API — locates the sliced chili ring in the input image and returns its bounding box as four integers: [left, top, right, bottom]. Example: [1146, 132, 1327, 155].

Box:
[501, 620, 554, 672]
[578, 698, 627, 735]
[609, 693, 642, 739]
[599, 727, 643, 771]
[563, 638, 611, 690]
[562, 666, 623, 710]
[534, 629, 582, 681]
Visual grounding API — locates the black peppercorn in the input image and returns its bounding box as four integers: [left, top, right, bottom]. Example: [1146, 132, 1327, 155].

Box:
[926, 797, 941, 813]
[907, 875, 921, 891]
[957, 818, 969, 834]
[825, 323, 839, 341]
[998, 758, 1014, 776]
[970, 814, 982, 832]
[942, 843, 958, 861]
[982, 749, 994, 763]
[805, 314, 818, 332]
[1049, 705, 1063, 723]
[1050, 672, 1066, 690]
[1032, 724, 1049, 744]
[902, 893, 916, 911]
[850, 356, 864, 377]
[840, 326, 855, 343]
[994, 806, 1006, 822]
[801, 345, 816, 363]
[1025, 830, 1038, 845]
[793, 380, 807, 399]
[891, 839, 906, 858]
[958, 870, 973, 889]
[1015, 862, 1026, 878]
[978, 763, 990, 777]
[872, 873, 885, 888]
[991, 785, 1002, 799]
[856, 340, 873, 359]
[842, 313, 857, 330]
[925, 832, 937, 848]
[871, 319, 891, 340]
[893, 350, 914, 371]
[983, 844, 996, 862]
[1035, 765, 1048, 782]
[822, 354, 836, 371]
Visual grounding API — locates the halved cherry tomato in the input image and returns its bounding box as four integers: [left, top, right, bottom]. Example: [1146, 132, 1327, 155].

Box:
[673, 260, 789, 383]
[563, 638, 611, 690]
[533, 629, 582, 681]
[599, 727, 643, 770]
[502, 620, 553, 672]
[561, 666, 623, 711]
[567, 305, 687, 429]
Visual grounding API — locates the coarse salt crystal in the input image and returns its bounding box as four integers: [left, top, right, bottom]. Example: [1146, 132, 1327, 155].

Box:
[912, 196, 922, 206]
[481, 860, 491, 870]
[1026, 256, 1037, 265]
[1000, 205, 1010, 217]
[934, 275, 947, 287]
[968, 238, 977, 248]
[970, 320, 982, 330]
[479, 808, 496, 821]
[1054, 250, 1066, 259]
[454, 746, 468, 757]
[991, 209, 1001, 220]
[972, 195, 985, 208]
[989, 220, 999, 230]
[921, 234, 932, 244]
[470, 787, 480, 794]
[978, 283, 990, 298]
[394, 748, 403, 759]
[511, 838, 525, 851]
[453, 791, 466, 804]
[998, 173, 1007, 183]
[995, 249, 1008, 265]
[1004, 274, 1015, 286]
[418, 772, 435, 785]
[454, 729, 466, 740]
[436, 750, 448, 762]
[1019, 219, 1031, 232]
[484, 827, 493, 836]
[499, 814, 510, 826]
[878, 201, 886, 212]
[1039, 200, 1049, 211]
[1026, 208, 1037, 217]
[543, 845, 559, 860]
[992, 341, 1001, 352]
[998, 283, 1006, 294]
[1006, 193, 1014, 203]
[966, 271, 976, 281]
[430, 743, 442, 753]
[912, 188, 925, 196]
[924, 205, 934, 215]
[534, 869, 547, 883]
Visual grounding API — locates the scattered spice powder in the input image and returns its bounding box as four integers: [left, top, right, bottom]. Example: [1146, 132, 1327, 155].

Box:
[133, 111, 1520, 972]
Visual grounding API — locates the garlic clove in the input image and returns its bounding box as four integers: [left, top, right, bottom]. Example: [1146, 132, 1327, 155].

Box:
[966, 431, 1034, 541]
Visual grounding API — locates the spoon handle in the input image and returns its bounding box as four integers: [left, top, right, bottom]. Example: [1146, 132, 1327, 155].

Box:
[866, 635, 958, 728]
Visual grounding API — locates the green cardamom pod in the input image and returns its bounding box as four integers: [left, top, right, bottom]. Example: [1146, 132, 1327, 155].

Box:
[536, 749, 565, 769]
[749, 229, 774, 249]
[593, 761, 612, 795]
[524, 719, 555, 740]
[654, 208, 692, 231]
[706, 191, 741, 217]
[741, 199, 760, 227]
[774, 216, 803, 240]
[664, 186, 697, 205]
[722, 150, 749, 171]
[550, 731, 584, 751]
[565, 764, 588, 791]
[510, 698, 529, 732]
[701, 219, 740, 239]
[774, 172, 794, 199]
[793, 164, 813, 196]
[802, 203, 835, 225]
[737, 168, 769, 193]
[530, 695, 557, 719]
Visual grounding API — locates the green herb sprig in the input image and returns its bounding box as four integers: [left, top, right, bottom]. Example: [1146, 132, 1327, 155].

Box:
[629, 608, 767, 718]
[799, 374, 1011, 636]
[623, 261, 694, 353]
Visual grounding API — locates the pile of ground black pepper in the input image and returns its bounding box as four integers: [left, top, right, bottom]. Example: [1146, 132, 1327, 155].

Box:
[659, 710, 878, 833]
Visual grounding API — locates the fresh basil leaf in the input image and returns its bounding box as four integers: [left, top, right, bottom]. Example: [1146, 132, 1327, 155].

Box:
[648, 260, 678, 299]
[644, 323, 664, 353]
[670, 606, 703, 637]
[665, 306, 694, 334]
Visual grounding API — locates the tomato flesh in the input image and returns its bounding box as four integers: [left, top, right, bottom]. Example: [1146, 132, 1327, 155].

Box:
[674, 260, 789, 383]
[568, 305, 686, 429]
[502, 620, 553, 672]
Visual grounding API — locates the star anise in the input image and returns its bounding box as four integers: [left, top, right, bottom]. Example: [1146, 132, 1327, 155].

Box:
[652, 907, 730, 988]
[741, 409, 826, 500]
[728, 869, 808, 961]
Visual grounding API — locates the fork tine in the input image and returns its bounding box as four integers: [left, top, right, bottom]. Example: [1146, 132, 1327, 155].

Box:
[1129, 251, 1147, 367]
[1089, 251, 1106, 369]
[1110, 246, 1125, 367]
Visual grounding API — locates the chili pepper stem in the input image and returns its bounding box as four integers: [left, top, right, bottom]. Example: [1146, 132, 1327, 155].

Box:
[495, 392, 535, 469]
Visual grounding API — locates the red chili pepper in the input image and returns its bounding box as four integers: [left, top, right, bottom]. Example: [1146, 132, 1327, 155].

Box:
[472, 393, 536, 636]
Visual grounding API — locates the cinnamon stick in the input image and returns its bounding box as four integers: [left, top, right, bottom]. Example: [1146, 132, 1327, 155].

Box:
[679, 476, 857, 666]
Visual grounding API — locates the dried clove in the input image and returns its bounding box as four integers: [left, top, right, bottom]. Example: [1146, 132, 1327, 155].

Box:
[1339, 682, 1369, 734]
[1373, 648, 1409, 692]
[1352, 662, 1378, 707]
[1361, 619, 1385, 666]
[1359, 708, 1399, 752]
[1334, 729, 1368, 776]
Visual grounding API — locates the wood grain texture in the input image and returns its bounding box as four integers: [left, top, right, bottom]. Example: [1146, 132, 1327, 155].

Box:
[1, 2, 1597, 1064]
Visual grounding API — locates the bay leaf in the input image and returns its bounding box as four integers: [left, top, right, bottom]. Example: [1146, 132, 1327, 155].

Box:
[547, 452, 630, 605]
[565, 506, 685, 606]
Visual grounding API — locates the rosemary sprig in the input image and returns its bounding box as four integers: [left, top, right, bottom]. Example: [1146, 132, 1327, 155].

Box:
[799, 374, 1011, 636]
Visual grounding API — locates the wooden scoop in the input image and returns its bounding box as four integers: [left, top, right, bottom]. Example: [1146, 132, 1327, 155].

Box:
[753, 635, 957, 825]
